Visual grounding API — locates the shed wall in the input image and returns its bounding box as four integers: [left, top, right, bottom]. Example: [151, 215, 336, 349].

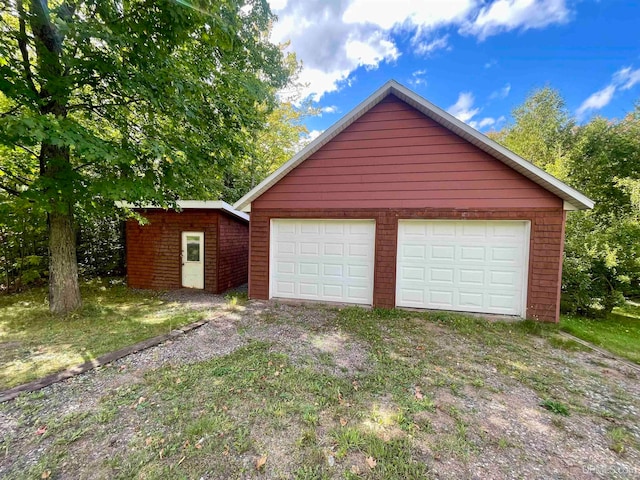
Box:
[126, 209, 247, 294]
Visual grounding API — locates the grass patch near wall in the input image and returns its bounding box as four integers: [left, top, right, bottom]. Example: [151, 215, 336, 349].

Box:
[561, 302, 640, 364]
[0, 279, 205, 389]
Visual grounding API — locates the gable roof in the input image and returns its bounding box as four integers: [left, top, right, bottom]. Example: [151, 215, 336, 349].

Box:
[234, 80, 594, 212]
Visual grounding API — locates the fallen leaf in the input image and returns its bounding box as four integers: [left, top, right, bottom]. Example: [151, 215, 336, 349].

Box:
[416, 345, 425, 351]
[195, 443, 202, 449]
[340, 418, 347, 426]
[268, 361, 273, 366]
[352, 381, 359, 391]
[35, 426, 47, 435]
[223, 445, 230, 456]
[256, 455, 267, 470]
[415, 386, 423, 400]
[274, 371, 280, 377]
[175, 377, 182, 384]
[183, 440, 190, 449]
[41, 471, 51, 479]
[145, 437, 153, 446]
[366, 456, 377, 469]
[350, 465, 360, 474]
[159, 449, 164, 459]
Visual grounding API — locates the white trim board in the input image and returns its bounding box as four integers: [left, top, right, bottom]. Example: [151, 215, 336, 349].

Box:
[234, 80, 594, 212]
[118, 200, 249, 222]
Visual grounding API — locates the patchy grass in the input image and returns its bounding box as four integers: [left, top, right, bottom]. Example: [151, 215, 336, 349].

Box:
[1, 303, 639, 479]
[540, 399, 570, 416]
[561, 302, 640, 364]
[0, 278, 204, 389]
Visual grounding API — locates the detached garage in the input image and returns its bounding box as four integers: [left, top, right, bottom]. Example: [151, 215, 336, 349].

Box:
[235, 81, 593, 322]
[126, 201, 249, 293]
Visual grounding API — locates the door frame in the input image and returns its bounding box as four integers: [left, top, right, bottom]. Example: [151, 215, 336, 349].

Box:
[181, 231, 205, 289]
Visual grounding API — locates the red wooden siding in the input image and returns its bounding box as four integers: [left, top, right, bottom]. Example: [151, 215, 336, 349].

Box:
[126, 210, 247, 294]
[248, 207, 565, 322]
[255, 95, 561, 210]
[217, 213, 249, 292]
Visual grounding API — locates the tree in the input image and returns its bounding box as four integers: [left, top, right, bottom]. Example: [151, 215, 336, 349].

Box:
[0, 0, 291, 313]
[495, 90, 640, 315]
[492, 87, 574, 176]
[562, 111, 640, 314]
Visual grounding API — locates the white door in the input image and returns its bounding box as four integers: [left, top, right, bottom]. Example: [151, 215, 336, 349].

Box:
[396, 220, 530, 316]
[270, 219, 375, 305]
[181, 232, 204, 289]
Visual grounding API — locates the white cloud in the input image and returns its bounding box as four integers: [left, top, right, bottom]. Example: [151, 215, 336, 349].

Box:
[269, 0, 288, 10]
[489, 83, 511, 100]
[468, 115, 506, 131]
[271, 0, 573, 101]
[576, 65, 640, 118]
[342, 0, 477, 31]
[484, 59, 497, 69]
[306, 129, 323, 142]
[447, 92, 480, 123]
[614, 66, 640, 91]
[321, 105, 339, 114]
[576, 85, 616, 118]
[413, 35, 450, 56]
[408, 69, 427, 87]
[461, 0, 570, 40]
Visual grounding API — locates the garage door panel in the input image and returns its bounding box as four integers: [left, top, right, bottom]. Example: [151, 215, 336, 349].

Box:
[458, 269, 484, 285]
[403, 245, 426, 259]
[300, 243, 319, 255]
[271, 219, 375, 305]
[299, 263, 319, 275]
[397, 220, 529, 316]
[429, 268, 453, 283]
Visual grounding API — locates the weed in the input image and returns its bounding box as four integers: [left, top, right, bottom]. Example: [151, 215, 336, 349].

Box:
[540, 399, 570, 416]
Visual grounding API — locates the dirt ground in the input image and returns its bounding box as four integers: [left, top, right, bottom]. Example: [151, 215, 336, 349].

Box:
[0, 290, 638, 479]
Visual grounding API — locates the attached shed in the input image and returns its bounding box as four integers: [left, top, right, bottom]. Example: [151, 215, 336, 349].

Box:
[234, 81, 594, 322]
[126, 201, 249, 293]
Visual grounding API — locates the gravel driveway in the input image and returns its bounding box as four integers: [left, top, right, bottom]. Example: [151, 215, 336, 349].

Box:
[1, 290, 638, 479]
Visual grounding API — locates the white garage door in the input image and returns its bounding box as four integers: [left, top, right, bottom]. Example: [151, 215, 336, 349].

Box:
[270, 219, 375, 305]
[396, 220, 530, 316]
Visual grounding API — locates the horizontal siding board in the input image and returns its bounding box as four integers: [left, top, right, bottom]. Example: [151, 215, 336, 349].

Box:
[335, 126, 455, 142]
[273, 179, 539, 193]
[284, 161, 509, 177]
[263, 188, 551, 202]
[256, 198, 560, 209]
[309, 143, 481, 160]
[321, 134, 467, 151]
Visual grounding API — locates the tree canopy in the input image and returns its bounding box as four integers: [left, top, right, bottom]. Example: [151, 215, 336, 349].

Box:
[494, 88, 640, 315]
[0, 0, 294, 312]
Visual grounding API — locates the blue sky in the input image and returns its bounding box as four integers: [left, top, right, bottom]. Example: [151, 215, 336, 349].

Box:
[268, 0, 640, 139]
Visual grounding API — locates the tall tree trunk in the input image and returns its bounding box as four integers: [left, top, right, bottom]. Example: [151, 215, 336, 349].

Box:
[48, 207, 81, 313]
[28, 0, 82, 313]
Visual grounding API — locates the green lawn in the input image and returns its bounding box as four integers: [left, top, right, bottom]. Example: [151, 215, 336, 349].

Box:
[0, 279, 205, 389]
[560, 302, 640, 364]
[2, 305, 638, 479]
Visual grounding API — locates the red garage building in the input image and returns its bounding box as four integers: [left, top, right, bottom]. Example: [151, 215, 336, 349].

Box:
[234, 81, 593, 322]
[126, 201, 249, 294]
